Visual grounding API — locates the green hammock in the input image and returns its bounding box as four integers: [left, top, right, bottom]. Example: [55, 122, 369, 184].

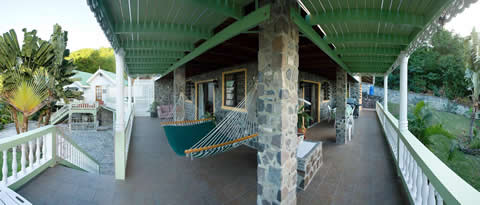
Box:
[163, 120, 215, 156]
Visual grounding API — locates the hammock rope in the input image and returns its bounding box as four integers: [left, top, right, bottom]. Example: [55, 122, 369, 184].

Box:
[187, 86, 258, 158]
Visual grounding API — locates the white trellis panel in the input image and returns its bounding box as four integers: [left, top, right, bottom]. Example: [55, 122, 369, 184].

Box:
[134, 79, 155, 117]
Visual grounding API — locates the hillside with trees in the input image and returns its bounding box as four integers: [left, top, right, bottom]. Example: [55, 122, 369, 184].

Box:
[67, 47, 115, 73]
[375, 28, 476, 105]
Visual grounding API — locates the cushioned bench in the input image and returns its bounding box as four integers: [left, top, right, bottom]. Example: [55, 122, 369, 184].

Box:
[296, 140, 323, 190]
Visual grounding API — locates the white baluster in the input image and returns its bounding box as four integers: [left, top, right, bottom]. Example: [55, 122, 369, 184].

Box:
[21, 144, 26, 174]
[2, 150, 8, 184]
[411, 162, 418, 200]
[399, 141, 404, 173]
[12, 147, 17, 179]
[427, 182, 435, 205]
[406, 153, 412, 189]
[435, 191, 443, 205]
[35, 137, 41, 166]
[42, 135, 47, 161]
[415, 166, 424, 204]
[28, 141, 33, 169]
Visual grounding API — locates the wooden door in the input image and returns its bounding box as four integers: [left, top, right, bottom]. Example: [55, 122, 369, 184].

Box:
[95, 86, 102, 102]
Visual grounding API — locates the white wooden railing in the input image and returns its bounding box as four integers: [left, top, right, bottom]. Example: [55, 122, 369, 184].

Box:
[124, 103, 134, 164]
[0, 125, 99, 190]
[56, 129, 100, 174]
[376, 102, 480, 205]
[51, 105, 69, 123]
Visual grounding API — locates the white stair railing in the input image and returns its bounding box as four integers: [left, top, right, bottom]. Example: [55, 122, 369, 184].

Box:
[56, 129, 100, 174]
[376, 101, 480, 205]
[0, 125, 99, 190]
[50, 105, 70, 124]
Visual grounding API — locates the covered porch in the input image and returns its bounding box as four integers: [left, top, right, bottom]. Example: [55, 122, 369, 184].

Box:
[17, 110, 407, 204]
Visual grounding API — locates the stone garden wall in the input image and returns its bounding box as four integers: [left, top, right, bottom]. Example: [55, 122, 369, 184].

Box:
[362, 83, 470, 116]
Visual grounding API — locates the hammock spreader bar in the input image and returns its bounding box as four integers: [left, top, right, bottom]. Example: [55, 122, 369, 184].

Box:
[185, 133, 258, 154]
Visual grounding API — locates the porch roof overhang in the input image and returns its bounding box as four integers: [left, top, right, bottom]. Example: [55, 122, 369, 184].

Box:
[87, 0, 476, 77]
[296, 0, 477, 75]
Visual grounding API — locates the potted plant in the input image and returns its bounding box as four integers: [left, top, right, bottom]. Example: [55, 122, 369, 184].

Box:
[149, 101, 159, 118]
[297, 105, 312, 135]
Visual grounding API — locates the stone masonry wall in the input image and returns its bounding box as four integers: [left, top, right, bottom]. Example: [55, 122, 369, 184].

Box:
[154, 74, 173, 106]
[256, 0, 299, 204]
[362, 83, 470, 116]
[173, 66, 186, 121]
[335, 68, 347, 144]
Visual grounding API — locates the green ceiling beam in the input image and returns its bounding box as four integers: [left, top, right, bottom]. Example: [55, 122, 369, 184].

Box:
[187, 0, 244, 20]
[121, 40, 194, 51]
[125, 51, 184, 59]
[349, 68, 388, 73]
[306, 9, 425, 28]
[342, 56, 397, 63]
[127, 64, 172, 68]
[128, 69, 168, 74]
[348, 62, 393, 68]
[164, 4, 271, 76]
[291, 8, 349, 72]
[114, 23, 212, 39]
[125, 58, 178, 64]
[325, 33, 410, 45]
[336, 47, 401, 56]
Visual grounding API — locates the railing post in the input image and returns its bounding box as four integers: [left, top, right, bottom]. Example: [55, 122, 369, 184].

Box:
[399, 52, 409, 132]
[49, 127, 57, 167]
[114, 48, 126, 180]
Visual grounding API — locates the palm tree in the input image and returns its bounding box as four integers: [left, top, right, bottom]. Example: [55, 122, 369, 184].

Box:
[0, 29, 56, 133]
[465, 28, 480, 142]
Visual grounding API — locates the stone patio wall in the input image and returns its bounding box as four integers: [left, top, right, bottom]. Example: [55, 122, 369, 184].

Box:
[154, 74, 173, 106]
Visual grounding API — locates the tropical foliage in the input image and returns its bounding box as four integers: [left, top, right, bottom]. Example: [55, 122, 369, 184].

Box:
[464, 28, 480, 141]
[66, 48, 115, 74]
[0, 25, 82, 133]
[376, 28, 470, 101]
[408, 101, 455, 147]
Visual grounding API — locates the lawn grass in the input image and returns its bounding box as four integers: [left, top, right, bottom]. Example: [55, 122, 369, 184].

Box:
[387, 103, 480, 191]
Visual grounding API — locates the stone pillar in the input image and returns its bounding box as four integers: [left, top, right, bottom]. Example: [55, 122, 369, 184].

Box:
[358, 75, 362, 110]
[114, 49, 126, 180]
[173, 66, 186, 121]
[335, 68, 347, 144]
[383, 74, 388, 111]
[399, 52, 409, 131]
[256, 0, 299, 204]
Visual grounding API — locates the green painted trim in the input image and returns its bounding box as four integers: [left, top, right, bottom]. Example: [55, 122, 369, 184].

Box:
[291, 9, 349, 72]
[125, 50, 184, 59]
[114, 23, 212, 39]
[342, 56, 396, 63]
[376, 102, 480, 205]
[125, 58, 178, 64]
[121, 40, 194, 51]
[9, 159, 55, 190]
[306, 8, 425, 28]
[127, 64, 173, 68]
[57, 159, 86, 172]
[187, 0, 244, 20]
[336, 47, 402, 56]
[162, 5, 271, 76]
[325, 33, 410, 45]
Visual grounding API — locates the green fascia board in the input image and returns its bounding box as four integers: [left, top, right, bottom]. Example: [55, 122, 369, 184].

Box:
[127, 64, 172, 68]
[161, 5, 271, 76]
[350, 68, 388, 73]
[187, 0, 244, 20]
[306, 8, 425, 28]
[342, 56, 396, 63]
[336, 47, 402, 56]
[87, 0, 121, 51]
[125, 59, 177, 64]
[121, 40, 194, 51]
[291, 9, 349, 72]
[114, 23, 212, 40]
[125, 50, 184, 59]
[347, 62, 392, 67]
[325, 33, 410, 45]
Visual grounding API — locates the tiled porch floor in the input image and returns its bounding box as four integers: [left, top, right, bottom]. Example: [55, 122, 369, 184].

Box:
[17, 110, 407, 205]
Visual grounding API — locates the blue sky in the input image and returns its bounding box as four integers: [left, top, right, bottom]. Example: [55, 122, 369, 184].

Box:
[0, 0, 478, 53]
